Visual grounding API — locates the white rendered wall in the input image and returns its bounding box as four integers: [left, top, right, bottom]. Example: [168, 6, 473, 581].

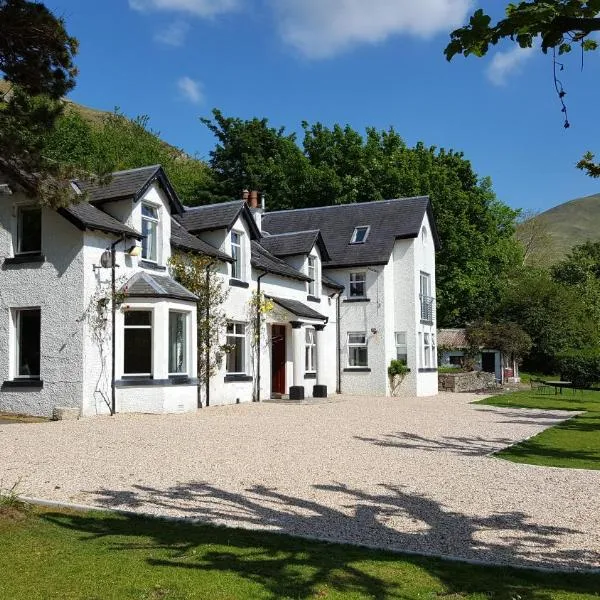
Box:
[0, 194, 85, 417]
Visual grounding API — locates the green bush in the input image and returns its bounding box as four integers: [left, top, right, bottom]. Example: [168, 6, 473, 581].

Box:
[388, 360, 410, 379]
[555, 348, 600, 388]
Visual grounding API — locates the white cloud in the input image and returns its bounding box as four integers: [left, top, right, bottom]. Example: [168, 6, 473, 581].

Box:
[177, 76, 204, 103]
[486, 45, 535, 86]
[154, 20, 190, 45]
[269, 0, 474, 59]
[129, 0, 239, 18]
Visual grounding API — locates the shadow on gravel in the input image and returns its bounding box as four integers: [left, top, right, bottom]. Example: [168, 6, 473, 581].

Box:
[67, 480, 600, 576]
[355, 431, 515, 456]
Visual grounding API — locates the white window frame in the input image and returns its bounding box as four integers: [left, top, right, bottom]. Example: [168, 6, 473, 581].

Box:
[168, 311, 189, 376]
[123, 310, 153, 377]
[431, 333, 437, 368]
[14, 307, 41, 379]
[395, 331, 407, 364]
[305, 327, 316, 372]
[230, 231, 243, 280]
[226, 321, 246, 374]
[349, 272, 366, 298]
[347, 331, 368, 368]
[424, 333, 432, 368]
[307, 256, 317, 297]
[16, 205, 42, 255]
[350, 225, 370, 244]
[141, 202, 160, 263]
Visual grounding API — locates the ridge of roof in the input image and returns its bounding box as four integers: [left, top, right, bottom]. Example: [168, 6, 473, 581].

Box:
[265, 196, 430, 216]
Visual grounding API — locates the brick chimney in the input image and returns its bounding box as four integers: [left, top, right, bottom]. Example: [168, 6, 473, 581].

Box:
[242, 189, 249, 202]
[248, 190, 259, 209]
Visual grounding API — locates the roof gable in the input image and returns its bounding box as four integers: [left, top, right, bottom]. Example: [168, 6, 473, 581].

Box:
[259, 230, 331, 262]
[73, 165, 184, 215]
[262, 197, 439, 268]
[177, 200, 261, 239]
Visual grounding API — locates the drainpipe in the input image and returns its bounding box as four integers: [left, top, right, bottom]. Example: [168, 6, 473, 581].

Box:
[110, 236, 126, 416]
[336, 292, 341, 394]
[203, 263, 212, 408]
[255, 271, 268, 402]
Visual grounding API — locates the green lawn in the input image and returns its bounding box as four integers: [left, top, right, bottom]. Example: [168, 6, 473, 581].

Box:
[1, 506, 599, 600]
[475, 389, 600, 470]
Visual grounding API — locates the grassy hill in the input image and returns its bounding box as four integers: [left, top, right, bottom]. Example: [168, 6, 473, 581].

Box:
[519, 193, 600, 264]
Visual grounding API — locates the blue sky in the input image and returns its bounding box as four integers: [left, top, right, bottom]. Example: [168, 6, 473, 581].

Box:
[45, 0, 600, 212]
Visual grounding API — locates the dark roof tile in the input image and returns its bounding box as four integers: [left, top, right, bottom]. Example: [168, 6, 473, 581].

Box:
[171, 219, 233, 262]
[121, 272, 197, 302]
[59, 203, 142, 238]
[251, 241, 310, 282]
[267, 296, 327, 321]
[259, 229, 331, 261]
[262, 197, 439, 268]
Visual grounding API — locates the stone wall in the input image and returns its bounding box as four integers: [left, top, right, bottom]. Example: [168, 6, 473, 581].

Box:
[438, 371, 496, 392]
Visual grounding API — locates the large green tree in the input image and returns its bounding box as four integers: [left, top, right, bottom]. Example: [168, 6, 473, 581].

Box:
[0, 0, 80, 205]
[445, 1, 600, 176]
[201, 110, 521, 326]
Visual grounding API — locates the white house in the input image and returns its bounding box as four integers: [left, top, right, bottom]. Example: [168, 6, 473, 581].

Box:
[0, 162, 439, 418]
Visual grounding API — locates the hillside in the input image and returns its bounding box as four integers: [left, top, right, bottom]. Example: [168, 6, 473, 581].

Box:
[521, 193, 600, 263]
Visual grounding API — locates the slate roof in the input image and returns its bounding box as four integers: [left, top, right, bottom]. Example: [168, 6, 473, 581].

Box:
[262, 197, 440, 268]
[177, 200, 261, 239]
[267, 296, 327, 321]
[251, 241, 310, 282]
[321, 273, 344, 291]
[59, 203, 142, 239]
[121, 272, 198, 302]
[259, 230, 331, 261]
[73, 165, 184, 214]
[437, 328, 468, 349]
[171, 219, 233, 262]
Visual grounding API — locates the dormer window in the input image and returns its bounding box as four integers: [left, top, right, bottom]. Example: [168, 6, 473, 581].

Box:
[17, 206, 41, 255]
[141, 203, 159, 262]
[231, 231, 243, 280]
[350, 225, 370, 244]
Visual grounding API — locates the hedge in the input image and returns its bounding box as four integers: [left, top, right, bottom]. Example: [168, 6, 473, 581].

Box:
[554, 348, 600, 388]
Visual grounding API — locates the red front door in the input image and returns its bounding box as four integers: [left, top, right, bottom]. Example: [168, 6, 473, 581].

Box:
[271, 325, 286, 395]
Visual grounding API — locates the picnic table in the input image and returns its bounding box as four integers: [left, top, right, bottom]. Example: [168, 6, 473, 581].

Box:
[542, 380, 573, 395]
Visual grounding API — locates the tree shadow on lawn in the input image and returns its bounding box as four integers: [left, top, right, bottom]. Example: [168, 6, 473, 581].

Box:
[41, 480, 600, 597]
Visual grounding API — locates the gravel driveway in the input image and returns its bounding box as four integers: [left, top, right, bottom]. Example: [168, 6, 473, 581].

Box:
[1, 392, 598, 571]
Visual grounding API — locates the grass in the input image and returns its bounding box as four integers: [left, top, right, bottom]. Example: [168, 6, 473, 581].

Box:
[475, 388, 600, 470]
[1, 506, 599, 599]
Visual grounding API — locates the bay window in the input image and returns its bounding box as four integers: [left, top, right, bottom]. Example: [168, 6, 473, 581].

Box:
[168, 311, 188, 375]
[124, 310, 152, 376]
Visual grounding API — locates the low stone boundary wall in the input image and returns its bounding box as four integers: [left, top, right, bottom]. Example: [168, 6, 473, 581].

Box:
[438, 371, 496, 392]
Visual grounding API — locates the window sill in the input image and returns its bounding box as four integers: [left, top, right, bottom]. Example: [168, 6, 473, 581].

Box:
[224, 374, 253, 382]
[2, 379, 44, 390]
[304, 372, 316, 379]
[3, 254, 45, 266]
[306, 295, 321, 303]
[116, 377, 199, 387]
[343, 298, 370, 303]
[229, 278, 250, 289]
[418, 368, 438, 373]
[343, 367, 371, 372]
[139, 260, 167, 271]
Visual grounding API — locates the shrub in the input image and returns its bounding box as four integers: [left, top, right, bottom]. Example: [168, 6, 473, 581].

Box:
[388, 360, 410, 396]
[554, 348, 600, 388]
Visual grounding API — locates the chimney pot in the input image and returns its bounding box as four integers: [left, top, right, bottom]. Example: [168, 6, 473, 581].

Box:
[248, 190, 258, 209]
[242, 189, 249, 201]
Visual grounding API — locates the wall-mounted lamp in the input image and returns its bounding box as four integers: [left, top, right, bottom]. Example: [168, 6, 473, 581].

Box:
[127, 244, 141, 257]
[370, 327, 378, 334]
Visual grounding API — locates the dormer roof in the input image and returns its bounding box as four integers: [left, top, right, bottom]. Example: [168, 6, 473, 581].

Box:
[177, 200, 261, 239]
[259, 229, 331, 262]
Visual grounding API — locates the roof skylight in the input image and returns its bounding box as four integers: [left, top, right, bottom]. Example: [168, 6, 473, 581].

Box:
[350, 225, 370, 244]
